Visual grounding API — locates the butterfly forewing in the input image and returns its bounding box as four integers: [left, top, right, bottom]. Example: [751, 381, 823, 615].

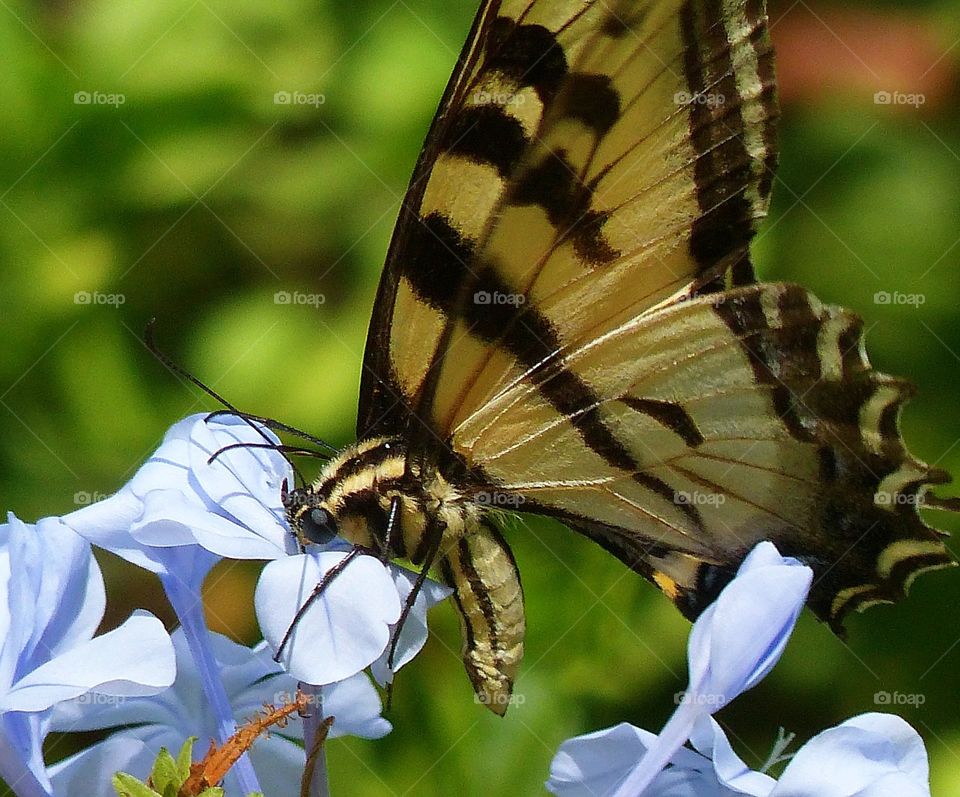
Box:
[358, 0, 777, 442]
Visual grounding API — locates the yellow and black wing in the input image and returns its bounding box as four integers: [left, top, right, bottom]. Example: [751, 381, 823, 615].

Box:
[357, 0, 953, 628]
[358, 0, 776, 440]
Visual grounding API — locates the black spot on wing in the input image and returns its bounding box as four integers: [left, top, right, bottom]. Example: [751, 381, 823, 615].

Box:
[675, 561, 738, 619]
[712, 288, 811, 441]
[402, 212, 475, 312]
[559, 73, 621, 134]
[622, 397, 705, 448]
[511, 149, 619, 266]
[486, 18, 567, 103]
[817, 446, 838, 482]
[444, 104, 529, 178]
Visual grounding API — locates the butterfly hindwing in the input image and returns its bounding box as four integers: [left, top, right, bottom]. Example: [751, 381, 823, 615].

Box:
[451, 282, 953, 626]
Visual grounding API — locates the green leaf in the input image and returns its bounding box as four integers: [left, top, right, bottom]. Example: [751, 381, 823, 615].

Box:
[176, 737, 198, 782]
[112, 771, 161, 797]
[196, 789, 225, 797]
[149, 746, 181, 793]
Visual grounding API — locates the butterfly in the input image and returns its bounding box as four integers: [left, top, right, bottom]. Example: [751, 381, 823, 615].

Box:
[283, 0, 956, 714]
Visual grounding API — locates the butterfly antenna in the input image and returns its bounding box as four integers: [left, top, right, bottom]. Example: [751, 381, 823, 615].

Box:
[144, 320, 317, 485]
[206, 410, 339, 456]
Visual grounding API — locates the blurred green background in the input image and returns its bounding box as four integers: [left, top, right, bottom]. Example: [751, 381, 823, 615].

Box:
[2, 0, 960, 794]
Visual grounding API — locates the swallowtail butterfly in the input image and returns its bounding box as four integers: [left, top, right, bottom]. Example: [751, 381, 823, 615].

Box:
[284, 0, 956, 714]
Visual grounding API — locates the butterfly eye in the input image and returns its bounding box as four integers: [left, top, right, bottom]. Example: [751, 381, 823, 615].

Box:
[300, 507, 337, 545]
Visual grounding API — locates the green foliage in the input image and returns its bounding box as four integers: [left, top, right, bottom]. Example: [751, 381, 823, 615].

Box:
[1, 0, 959, 795]
[111, 739, 234, 797]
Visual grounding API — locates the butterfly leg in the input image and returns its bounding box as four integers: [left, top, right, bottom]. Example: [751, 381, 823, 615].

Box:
[272, 542, 380, 663]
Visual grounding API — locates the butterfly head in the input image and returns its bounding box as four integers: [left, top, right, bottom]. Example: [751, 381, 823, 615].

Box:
[282, 436, 427, 555]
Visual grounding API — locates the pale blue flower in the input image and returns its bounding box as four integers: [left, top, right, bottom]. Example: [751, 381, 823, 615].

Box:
[0, 514, 174, 797]
[57, 413, 450, 795]
[46, 628, 390, 797]
[548, 712, 932, 797]
[61, 413, 293, 795]
[610, 542, 811, 795]
[547, 541, 932, 797]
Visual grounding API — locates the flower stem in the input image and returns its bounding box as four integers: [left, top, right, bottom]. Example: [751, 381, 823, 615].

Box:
[610, 707, 698, 797]
[301, 684, 332, 797]
[0, 731, 54, 797]
[163, 575, 262, 795]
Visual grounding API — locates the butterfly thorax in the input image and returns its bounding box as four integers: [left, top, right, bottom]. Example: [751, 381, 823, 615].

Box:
[284, 435, 526, 715]
[285, 436, 481, 563]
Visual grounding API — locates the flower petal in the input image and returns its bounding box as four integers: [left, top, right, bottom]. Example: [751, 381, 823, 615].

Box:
[548, 723, 657, 797]
[688, 542, 811, 705]
[256, 552, 402, 685]
[370, 567, 451, 686]
[772, 713, 930, 797]
[2, 612, 175, 712]
[187, 415, 291, 538]
[321, 672, 392, 740]
[47, 735, 157, 797]
[689, 716, 776, 795]
[62, 488, 163, 574]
